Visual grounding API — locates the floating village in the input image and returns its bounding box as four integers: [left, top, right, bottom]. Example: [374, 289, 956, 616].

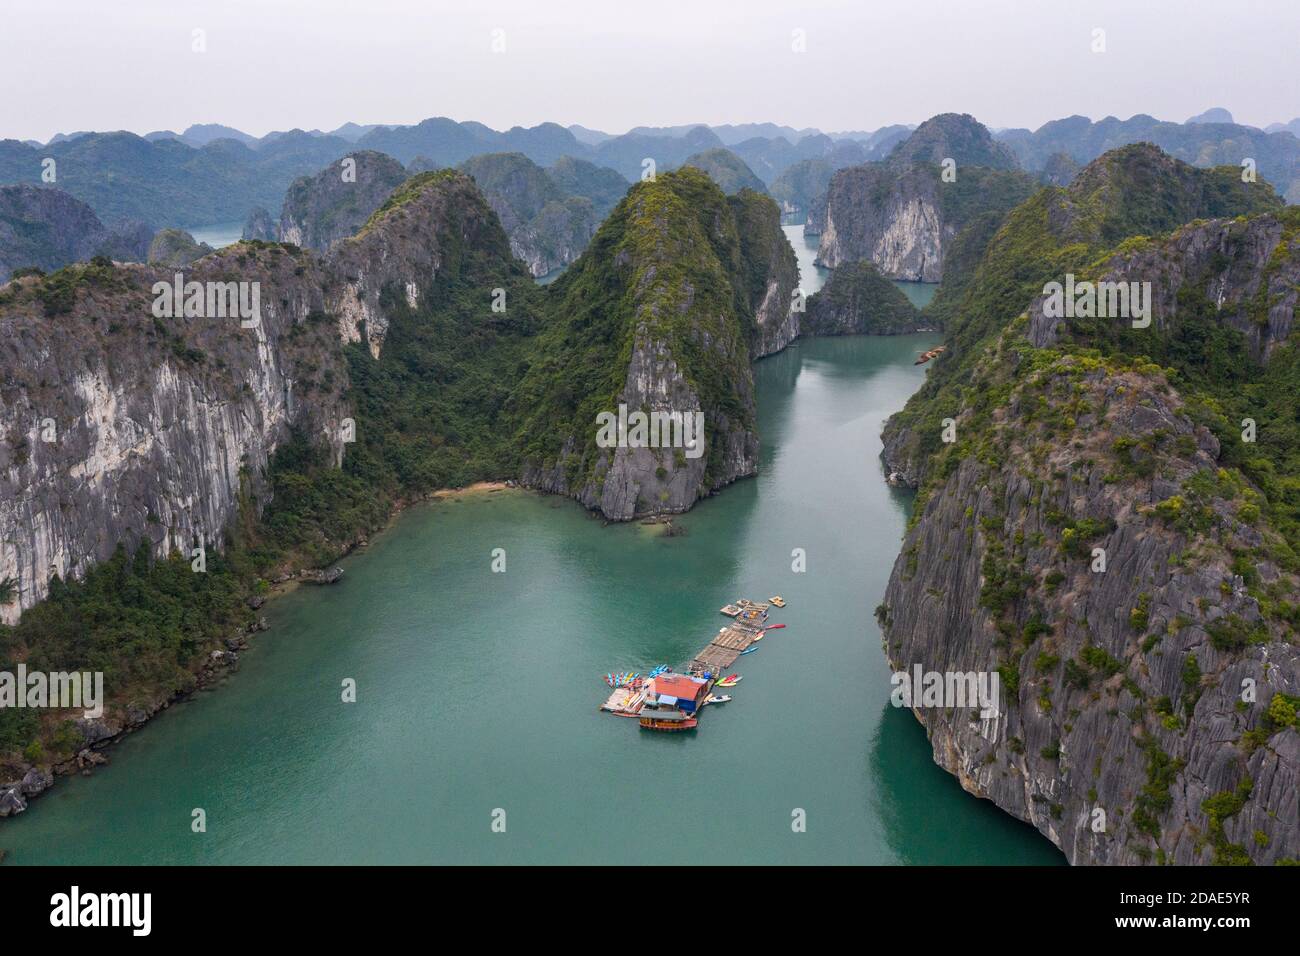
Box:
[599, 597, 787, 732]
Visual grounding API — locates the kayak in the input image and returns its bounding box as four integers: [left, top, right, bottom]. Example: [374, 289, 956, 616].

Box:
[765, 624, 786, 630]
[705, 695, 732, 705]
[752, 631, 764, 641]
[739, 646, 759, 655]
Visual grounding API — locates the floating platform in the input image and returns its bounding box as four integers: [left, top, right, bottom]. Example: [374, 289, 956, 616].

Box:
[603, 597, 782, 729]
[688, 624, 764, 676]
[599, 685, 646, 716]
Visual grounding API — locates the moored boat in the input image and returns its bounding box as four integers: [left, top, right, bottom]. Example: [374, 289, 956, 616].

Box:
[639, 712, 698, 732]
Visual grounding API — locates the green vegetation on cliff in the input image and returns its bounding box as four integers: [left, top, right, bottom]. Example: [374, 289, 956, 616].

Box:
[888, 144, 1285, 492]
[510, 167, 775, 491]
[803, 261, 920, 336]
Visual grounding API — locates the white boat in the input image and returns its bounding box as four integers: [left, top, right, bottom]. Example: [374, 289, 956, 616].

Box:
[705, 694, 733, 705]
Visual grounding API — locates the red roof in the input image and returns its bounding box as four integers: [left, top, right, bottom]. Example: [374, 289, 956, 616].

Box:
[653, 675, 706, 700]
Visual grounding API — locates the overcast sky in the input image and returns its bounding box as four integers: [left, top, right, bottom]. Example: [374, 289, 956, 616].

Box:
[3, 0, 1297, 142]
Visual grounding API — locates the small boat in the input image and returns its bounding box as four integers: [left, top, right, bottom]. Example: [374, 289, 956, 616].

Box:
[739, 646, 759, 655]
[705, 695, 732, 705]
[752, 631, 764, 641]
[639, 713, 698, 732]
[765, 623, 786, 630]
[715, 675, 742, 687]
[769, 596, 786, 607]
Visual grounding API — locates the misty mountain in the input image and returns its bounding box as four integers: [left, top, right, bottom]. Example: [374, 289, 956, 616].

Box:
[996, 113, 1300, 201]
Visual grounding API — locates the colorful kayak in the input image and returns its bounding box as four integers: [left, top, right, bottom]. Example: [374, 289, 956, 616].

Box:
[752, 631, 764, 641]
[765, 623, 786, 630]
[705, 695, 732, 705]
[739, 646, 759, 655]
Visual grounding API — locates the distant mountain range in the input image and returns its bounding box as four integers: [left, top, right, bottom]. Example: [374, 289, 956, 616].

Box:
[994, 112, 1300, 202]
[3, 110, 1297, 236]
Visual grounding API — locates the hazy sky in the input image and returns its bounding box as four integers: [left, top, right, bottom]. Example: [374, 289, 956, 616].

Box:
[3, 0, 1297, 141]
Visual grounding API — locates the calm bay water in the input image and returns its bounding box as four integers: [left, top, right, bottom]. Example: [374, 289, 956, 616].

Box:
[1, 229, 1059, 865]
[188, 222, 244, 249]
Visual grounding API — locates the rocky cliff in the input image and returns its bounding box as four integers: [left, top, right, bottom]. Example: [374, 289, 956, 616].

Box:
[882, 144, 1285, 488]
[512, 168, 797, 519]
[0, 249, 349, 622]
[0, 185, 154, 281]
[876, 150, 1299, 864]
[816, 116, 1036, 280]
[249, 150, 410, 251]
[454, 152, 628, 277]
[0, 170, 522, 623]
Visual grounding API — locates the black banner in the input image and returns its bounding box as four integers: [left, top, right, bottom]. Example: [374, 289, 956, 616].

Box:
[3, 864, 1287, 941]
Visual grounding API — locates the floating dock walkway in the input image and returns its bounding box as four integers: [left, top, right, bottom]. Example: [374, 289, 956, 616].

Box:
[599, 598, 781, 722]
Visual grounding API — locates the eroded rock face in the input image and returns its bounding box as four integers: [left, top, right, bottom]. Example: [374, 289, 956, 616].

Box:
[880, 361, 1299, 864]
[0, 247, 349, 621]
[516, 168, 791, 520]
[736, 192, 800, 358]
[876, 187, 1300, 862]
[327, 170, 508, 357]
[456, 152, 628, 278]
[0, 185, 154, 281]
[816, 115, 1032, 282]
[277, 151, 409, 252]
[1028, 215, 1298, 361]
[818, 165, 947, 280]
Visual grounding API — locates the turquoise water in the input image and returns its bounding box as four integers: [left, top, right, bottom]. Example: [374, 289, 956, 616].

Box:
[893, 279, 938, 310]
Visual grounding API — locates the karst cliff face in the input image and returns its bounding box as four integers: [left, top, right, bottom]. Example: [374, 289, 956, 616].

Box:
[0, 170, 511, 621]
[814, 114, 1034, 282]
[0, 184, 154, 282]
[452, 152, 629, 279]
[513, 169, 798, 520]
[0, 250, 348, 623]
[878, 204, 1300, 865]
[276, 150, 409, 252]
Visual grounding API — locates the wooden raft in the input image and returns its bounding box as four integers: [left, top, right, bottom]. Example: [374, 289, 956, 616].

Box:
[689, 624, 762, 676]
